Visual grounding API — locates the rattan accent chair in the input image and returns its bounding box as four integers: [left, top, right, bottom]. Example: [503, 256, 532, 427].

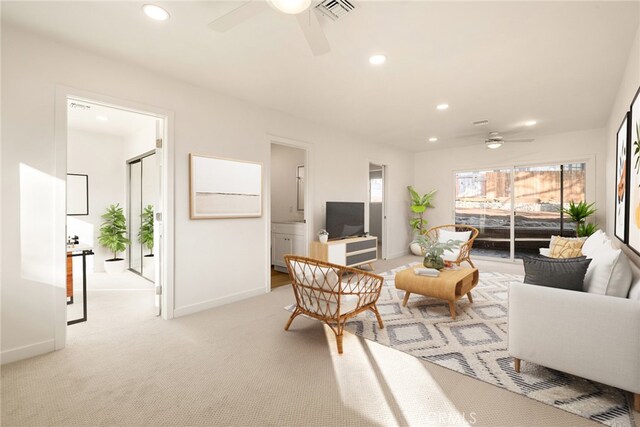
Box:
[425, 224, 479, 268]
[284, 255, 385, 354]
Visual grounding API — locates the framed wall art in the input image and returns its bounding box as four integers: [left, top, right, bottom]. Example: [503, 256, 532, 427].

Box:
[615, 112, 630, 243]
[67, 173, 89, 216]
[189, 153, 262, 219]
[627, 86, 640, 253]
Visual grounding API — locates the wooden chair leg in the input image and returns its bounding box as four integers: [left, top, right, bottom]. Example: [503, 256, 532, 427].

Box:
[514, 357, 521, 373]
[402, 292, 411, 307]
[467, 291, 473, 303]
[370, 305, 384, 329]
[284, 309, 301, 331]
[634, 393, 640, 412]
[466, 258, 475, 268]
[336, 333, 344, 354]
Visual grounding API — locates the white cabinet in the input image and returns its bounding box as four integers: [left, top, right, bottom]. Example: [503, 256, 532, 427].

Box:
[272, 222, 305, 272]
[309, 236, 377, 269]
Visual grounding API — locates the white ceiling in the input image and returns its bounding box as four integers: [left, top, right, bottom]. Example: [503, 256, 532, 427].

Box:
[4, 1, 639, 151]
[67, 100, 157, 138]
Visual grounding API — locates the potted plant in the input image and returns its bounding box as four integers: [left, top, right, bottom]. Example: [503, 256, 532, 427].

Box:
[412, 234, 461, 270]
[318, 229, 329, 244]
[407, 186, 437, 255]
[139, 205, 154, 256]
[98, 203, 130, 274]
[561, 200, 597, 237]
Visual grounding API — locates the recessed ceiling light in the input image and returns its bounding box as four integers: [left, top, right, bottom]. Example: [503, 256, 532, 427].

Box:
[96, 115, 108, 121]
[143, 4, 170, 21]
[525, 120, 537, 126]
[369, 54, 387, 65]
[428, 137, 438, 142]
[436, 103, 449, 111]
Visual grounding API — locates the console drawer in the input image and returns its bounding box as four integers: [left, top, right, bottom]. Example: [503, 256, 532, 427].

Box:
[346, 238, 376, 252]
[346, 250, 376, 266]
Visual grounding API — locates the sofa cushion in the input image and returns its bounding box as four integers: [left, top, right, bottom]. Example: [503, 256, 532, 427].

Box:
[439, 229, 471, 262]
[581, 230, 611, 258]
[583, 245, 633, 297]
[522, 256, 591, 292]
[549, 236, 586, 258]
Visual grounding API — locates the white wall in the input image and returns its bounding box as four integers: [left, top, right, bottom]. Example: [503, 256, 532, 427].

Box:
[606, 26, 640, 262]
[413, 127, 607, 232]
[67, 129, 126, 272]
[0, 26, 415, 362]
[270, 144, 304, 223]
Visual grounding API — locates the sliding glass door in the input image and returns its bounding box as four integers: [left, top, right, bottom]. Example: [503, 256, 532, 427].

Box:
[455, 162, 586, 260]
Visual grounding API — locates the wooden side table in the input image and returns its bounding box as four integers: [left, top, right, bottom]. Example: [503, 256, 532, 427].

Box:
[395, 266, 479, 319]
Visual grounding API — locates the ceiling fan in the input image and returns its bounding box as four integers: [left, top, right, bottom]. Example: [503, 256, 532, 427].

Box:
[208, 0, 333, 56]
[484, 131, 534, 149]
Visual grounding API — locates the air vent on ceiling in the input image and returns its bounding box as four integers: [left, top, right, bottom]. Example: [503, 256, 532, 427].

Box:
[316, 0, 356, 21]
[472, 120, 489, 126]
[69, 102, 91, 110]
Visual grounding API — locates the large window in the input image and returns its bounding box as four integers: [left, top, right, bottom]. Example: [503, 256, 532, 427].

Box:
[455, 162, 586, 259]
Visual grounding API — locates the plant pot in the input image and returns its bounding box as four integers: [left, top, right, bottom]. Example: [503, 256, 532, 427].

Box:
[104, 258, 126, 274]
[319, 234, 328, 244]
[410, 242, 424, 256]
[423, 255, 445, 270]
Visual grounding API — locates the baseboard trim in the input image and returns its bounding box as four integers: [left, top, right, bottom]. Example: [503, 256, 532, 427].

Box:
[1, 339, 55, 365]
[174, 287, 266, 318]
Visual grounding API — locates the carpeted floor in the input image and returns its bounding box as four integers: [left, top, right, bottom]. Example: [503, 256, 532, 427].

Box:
[2, 255, 638, 426]
[286, 263, 633, 426]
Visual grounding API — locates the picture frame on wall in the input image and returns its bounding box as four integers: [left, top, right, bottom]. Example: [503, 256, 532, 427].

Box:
[615, 112, 630, 243]
[189, 153, 262, 219]
[627, 86, 640, 254]
[67, 173, 89, 216]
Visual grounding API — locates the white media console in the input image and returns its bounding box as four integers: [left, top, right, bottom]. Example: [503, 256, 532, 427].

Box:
[309, 236, 377, 269]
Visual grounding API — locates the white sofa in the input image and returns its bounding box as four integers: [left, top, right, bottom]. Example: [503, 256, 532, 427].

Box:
[508, 233, 640, 411]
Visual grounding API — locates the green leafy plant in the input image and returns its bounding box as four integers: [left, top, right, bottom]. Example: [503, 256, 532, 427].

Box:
[138, 205, 154, 256]
[407, 186, 436, 235]
[561, 201, 597, 237]
[412, 234, 461, 269]
[98, 204, 130, 261]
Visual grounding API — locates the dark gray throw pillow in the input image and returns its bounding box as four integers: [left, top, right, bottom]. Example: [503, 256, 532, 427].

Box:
[522, 256, 591, 292]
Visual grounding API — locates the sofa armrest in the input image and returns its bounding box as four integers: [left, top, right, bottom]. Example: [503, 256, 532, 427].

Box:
[508, 282, 640, 393]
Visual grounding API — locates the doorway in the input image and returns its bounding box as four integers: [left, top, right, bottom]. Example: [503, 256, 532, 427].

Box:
[269, 141, 309, 289]
[369, 162, 387, 260]
[454, 162, 588, 260]
[65, 97, 165, 329]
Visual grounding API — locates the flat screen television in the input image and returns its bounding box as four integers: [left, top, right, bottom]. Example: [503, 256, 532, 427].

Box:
[326, 202, 365, 240]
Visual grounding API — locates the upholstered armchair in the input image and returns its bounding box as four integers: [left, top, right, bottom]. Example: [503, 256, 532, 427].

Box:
[284, 255, 384, 354]
[425, 224, 479, 268]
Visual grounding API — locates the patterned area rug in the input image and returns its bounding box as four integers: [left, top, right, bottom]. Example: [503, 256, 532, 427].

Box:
[286, 264, 635, 427]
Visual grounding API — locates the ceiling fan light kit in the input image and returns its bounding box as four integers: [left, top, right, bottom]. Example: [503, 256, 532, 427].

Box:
[268, 0, 311, 15]
[486, 141, 503, 149]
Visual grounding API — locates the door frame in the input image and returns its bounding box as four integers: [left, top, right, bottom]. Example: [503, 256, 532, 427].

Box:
[367, 160, 389, 260]
[54, 86, 175, 349]
[265, 134, 313, 292]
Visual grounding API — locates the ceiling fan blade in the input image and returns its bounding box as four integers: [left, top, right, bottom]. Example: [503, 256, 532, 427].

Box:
[296, 9, 330, 56]
[208, 2, 268, 32]
[504, 138, 535, 143]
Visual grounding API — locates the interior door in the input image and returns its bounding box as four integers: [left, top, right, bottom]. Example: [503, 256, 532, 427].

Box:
[153, 120, 163, 315]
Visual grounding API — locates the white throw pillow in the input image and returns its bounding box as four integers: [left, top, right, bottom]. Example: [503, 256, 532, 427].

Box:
[583, 245, 633, 297]
[581, 230, 611, 258]
[439, 229, 471, 262]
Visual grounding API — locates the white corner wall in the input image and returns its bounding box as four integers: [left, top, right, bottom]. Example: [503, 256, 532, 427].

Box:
[606, 25, 640, 261]
[1, 25, 415, 362]
[67, 130, 126, 272]
[413, 127, 607, 232]
[270, 144, 304, 223]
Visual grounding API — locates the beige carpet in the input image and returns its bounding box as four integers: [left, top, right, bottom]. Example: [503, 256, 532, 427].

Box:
[3, 256, 637, 426]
